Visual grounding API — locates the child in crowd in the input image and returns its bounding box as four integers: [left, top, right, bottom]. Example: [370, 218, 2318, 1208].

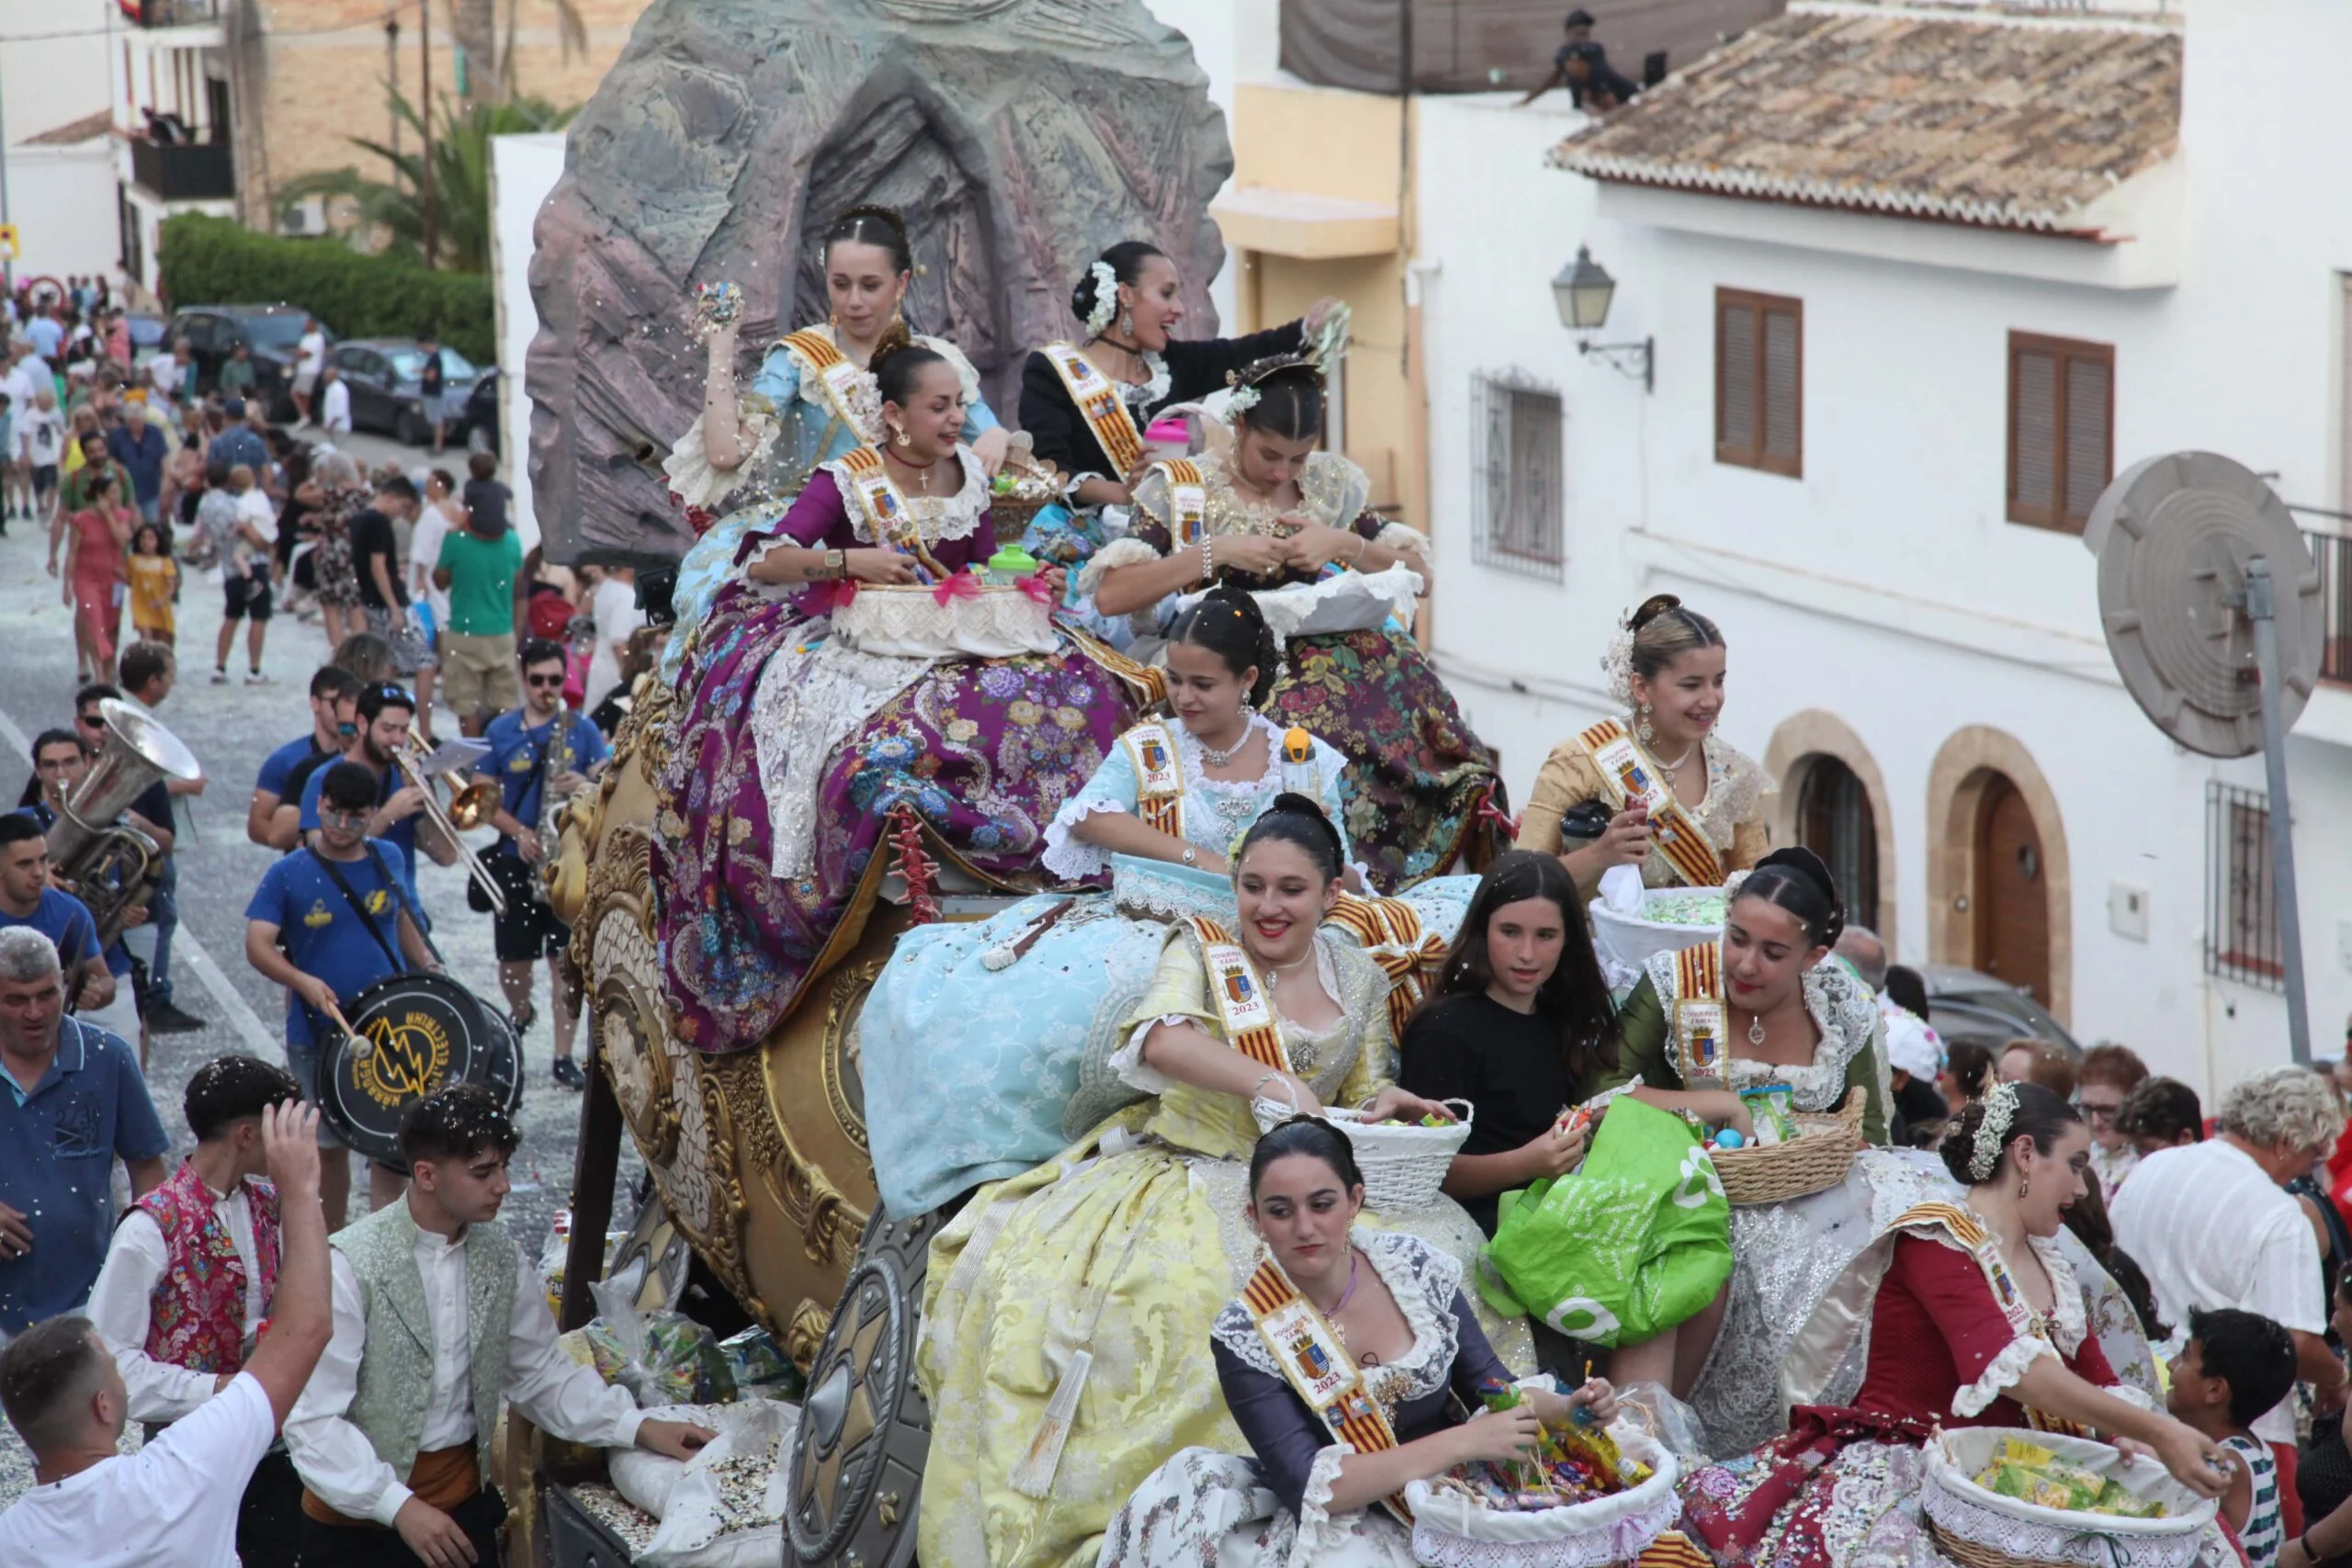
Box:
[128, 521, 178, 647]
[2169, 1307, 2297, 1568]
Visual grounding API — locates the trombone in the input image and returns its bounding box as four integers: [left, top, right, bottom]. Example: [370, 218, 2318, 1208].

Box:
[392, 739, 510, 915]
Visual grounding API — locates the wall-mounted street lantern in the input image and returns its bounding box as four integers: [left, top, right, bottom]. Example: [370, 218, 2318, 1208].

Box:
[1552, 245, 1653, 394]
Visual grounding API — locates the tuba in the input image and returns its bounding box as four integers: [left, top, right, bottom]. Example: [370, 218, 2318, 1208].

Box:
[48, 700, 204, 947]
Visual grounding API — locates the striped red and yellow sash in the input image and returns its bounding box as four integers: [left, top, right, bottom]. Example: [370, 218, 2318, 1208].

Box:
[1153, 458, 1209, 547]
[1044, 341, 1146, 479]
[832, 446, 949, 580]
[1187, 917, 1287, 1072]
[1122, 722, 1185, 837]
[1576, 718, 1724, 889]
[1240, 1258, 1413, 1524]
[1326, 894, 1450, 1042]
[1669, 942, 1727, 1083]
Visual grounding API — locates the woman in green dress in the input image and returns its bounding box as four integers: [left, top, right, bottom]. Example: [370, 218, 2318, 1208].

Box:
[1582, 846, 1893, 1434]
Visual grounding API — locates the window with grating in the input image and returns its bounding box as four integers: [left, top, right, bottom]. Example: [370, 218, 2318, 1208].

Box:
[2205, 781, 2282, 990]
[1715, 288, 1802, 477]
[1469, 370, 1564, 577]
[2007, 332, 2113, 533]
[1796, 755, 1879, 934]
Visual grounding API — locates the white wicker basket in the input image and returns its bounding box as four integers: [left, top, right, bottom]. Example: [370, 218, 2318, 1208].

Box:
[1250, 1093, 1473, 1214]
[1404, 1427, 1680, 1568]
[1921, 1427, 2216, 1568]
[1589, 886, 1723, 989]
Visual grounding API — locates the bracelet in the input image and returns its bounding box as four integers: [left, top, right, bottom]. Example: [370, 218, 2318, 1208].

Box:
[1199, 533, 1215, 582]
[1251, 1071, 1283, 1101]
[1351, 534, 1368, 565]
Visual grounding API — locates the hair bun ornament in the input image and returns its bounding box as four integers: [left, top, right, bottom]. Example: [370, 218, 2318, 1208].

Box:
[1085, 259, 1120, 336]
[1968, 1079, 2021, 1181]
[1600, 607, 1641, 709]
[1629, 592, 1684, 633]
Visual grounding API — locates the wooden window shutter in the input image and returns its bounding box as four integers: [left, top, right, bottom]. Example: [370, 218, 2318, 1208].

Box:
[1716, 288, 1802, 477]
[2007, 332, 2113, 533]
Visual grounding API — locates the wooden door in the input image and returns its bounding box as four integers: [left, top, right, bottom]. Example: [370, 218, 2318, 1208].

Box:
[1973, 774, 2051, 1006]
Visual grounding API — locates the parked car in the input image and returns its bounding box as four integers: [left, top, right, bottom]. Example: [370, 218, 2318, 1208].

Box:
[464, 368, 500, 457]
[327, 338, 485, 446]
[164, 303, 324, 421]
[1918, 964, 2081, 1057]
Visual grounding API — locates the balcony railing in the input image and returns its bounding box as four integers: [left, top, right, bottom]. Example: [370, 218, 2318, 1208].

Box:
[2307, 527, 2352, 686]
[124, 0, 224, 27]
[130, 137, 234, 202]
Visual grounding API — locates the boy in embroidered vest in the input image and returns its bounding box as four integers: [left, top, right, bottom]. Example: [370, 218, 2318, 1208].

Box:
[0, 1101, 334, 1568]
[285, 1084, 714, 1566]
[86, 1054, 305, 1563]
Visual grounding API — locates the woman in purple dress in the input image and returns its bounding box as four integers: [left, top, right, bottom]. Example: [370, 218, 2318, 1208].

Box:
[654, 345, 1148, 1051]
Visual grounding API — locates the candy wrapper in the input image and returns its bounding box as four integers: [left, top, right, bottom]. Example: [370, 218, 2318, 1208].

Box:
[587, 1278, 738, 1408]
[1450, 1381, 1655, 1512]
[1973, 1438, 2166, 1519]
[1739, 1086, 1799, 1146]
[718, 1326, 799, 1397]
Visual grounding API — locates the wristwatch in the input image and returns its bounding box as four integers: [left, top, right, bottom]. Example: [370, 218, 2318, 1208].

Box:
[820, 548, 846, 580]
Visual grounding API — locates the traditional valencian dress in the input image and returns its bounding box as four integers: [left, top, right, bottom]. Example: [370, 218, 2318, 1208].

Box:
[915, 926, 1530, 1568]
[1098, 1230, 1513, 1568]
[1073, 450, 1503, 890]
[1596, 946, 1894, 1455]
[859, 712, 1359, 1217]
[661, 325, 1003, 676]
[1515, 721, 1770, 887]
[1679, 1202, 2168, 1568]
[651, 445, 1143, 1052]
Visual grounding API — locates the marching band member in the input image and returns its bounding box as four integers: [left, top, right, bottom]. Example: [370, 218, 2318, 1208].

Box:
[1518, 594, 1769, 897]
[478, 637, 608, 1090]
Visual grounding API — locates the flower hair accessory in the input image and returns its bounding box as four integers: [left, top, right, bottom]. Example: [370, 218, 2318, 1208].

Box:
[1600, 609, 1639, 710]
[1968, 1080, 2021, 1182]
[1225, 383, 1262, 417]
[1085, 260, 1120, 336]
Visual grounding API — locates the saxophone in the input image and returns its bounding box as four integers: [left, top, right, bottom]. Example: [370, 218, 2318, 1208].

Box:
[532, 715, 577, 907]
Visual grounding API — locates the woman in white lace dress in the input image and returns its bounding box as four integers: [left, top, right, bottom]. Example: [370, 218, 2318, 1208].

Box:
[1100, 1118, 1619, 1568]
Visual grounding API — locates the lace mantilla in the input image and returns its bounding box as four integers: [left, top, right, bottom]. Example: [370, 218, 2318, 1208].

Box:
[1041, 714, 1338, 883]
[817, 446, 991, 547]
[1211, 1228, 1464, 1416]
[1134, 449, 1372, 542]
[1644, 950, 1881, 1113]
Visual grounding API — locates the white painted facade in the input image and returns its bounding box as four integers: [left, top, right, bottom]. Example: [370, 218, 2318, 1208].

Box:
[1410, 0, 2352, 1095]
[0, 0, 118, 286]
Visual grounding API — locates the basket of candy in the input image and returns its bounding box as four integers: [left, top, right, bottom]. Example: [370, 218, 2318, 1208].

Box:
[1404, 1384, 1681, 1568]
[1921, 1429, 2214, 1568]
[1707, 1085, 1866, 1206]
[988, 455, 1067, 543]
[1250, 1092, 1473, 1213]
[831, 575, 1059, 659]
[1589, 886, 1723, 987]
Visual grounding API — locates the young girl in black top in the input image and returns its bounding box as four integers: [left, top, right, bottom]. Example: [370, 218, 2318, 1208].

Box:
[1397, 851, 1619, 1236]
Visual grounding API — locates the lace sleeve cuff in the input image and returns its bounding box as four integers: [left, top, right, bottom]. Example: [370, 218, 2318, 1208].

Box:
[662, 405, 778, 513]
[1040, 798, 1124, 882]
[1077, 536, 1165, 603]
[1293, 1442, 1355, 1561]
[1106, 1016, 1196, 1093]
[1952, 1336, 2056, 1417]
[1374, 520, 1429, 558]
[2103, 1382, 2156, 1412]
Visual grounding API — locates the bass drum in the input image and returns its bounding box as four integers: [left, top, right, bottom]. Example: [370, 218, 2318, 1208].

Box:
[315, 972, 524, 1164]
[787, 1207, 933, 1568]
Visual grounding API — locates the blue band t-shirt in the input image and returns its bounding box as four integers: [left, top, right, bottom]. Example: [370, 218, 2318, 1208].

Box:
[244, 841, 418, 1047]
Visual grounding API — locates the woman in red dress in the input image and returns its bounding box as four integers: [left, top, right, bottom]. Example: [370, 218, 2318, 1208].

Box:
[59, 468, 133, 680]
[1680, 1082, 2234, 1565]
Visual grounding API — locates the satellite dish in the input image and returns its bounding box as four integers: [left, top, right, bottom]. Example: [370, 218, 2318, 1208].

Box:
[2083, 450, 2323, 759]
[2084, 449, 2323, 1061]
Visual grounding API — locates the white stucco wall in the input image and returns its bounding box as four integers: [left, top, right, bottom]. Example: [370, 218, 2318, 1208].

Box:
[6, 142, 119, 280]
[1414, 3, 2352, 1094]
[489, 132, 567, 553]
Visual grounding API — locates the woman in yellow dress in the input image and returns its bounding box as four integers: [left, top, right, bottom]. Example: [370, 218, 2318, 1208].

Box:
[916, 797, 1528, 1568]
[1517, 593, 1769, 897]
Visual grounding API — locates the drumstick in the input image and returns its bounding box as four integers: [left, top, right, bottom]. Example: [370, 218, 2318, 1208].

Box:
[320, 997, 359, 1043]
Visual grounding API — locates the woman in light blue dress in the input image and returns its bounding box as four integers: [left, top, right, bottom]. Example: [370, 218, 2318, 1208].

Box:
[861, 587, 1368, 1217]
[661, 205, 1010, 676]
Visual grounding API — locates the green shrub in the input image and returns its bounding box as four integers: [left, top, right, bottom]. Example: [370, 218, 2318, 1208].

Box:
[157, 214, 496, 366]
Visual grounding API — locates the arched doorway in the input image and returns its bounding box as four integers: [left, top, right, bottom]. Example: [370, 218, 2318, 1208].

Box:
[1795, 755, 1880, 934]
[1972, 774, 2052, 1006]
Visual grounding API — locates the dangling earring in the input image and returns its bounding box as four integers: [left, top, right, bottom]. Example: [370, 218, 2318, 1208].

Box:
[1637, 702, 1655, 745]
[1120, 309, 1135, 337]
[2017, 1171, 2030, 1201]
[888, 422, 910, 448]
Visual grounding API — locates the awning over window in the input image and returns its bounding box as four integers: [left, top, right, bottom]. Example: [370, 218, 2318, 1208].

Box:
[1209, 187, 1399, 259]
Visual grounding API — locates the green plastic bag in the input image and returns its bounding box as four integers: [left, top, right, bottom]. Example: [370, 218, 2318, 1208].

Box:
[1476, 1097, 1734, 1345]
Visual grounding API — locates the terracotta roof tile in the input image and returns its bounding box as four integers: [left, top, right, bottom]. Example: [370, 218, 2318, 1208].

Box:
[1550, 6, 2182, 233]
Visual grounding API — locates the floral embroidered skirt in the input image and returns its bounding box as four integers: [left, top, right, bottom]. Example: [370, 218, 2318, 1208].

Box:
[1264, 627, 1506, 890]
[652, 588, 1136, 1052]
[1679, 1407, 1949, 1568]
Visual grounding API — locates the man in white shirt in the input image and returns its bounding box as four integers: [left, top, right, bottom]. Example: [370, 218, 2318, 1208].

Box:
[86, 1054, 307, 1564]
[582, 563, 645, 713]
[285, 1083, 713, 1566]
[320, 364, 352, 434]
[2112, 1065, 2347, 1535]
[2, 344, 42, 522]
[293, 318, 327, 426]
[410, 469, 459, 737]
[0, 1100, 332, 1568]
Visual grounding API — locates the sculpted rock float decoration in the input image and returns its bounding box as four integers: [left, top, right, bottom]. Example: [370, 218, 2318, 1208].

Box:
[526, 0, 1235, 566]
[540, 0, 1233, 1369]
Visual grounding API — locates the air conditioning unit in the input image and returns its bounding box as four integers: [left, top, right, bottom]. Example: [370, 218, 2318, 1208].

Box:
[279, 196, 327, 237]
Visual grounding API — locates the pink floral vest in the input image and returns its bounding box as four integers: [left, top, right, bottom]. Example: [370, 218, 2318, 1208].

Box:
[132, 1161, 282, 1375]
